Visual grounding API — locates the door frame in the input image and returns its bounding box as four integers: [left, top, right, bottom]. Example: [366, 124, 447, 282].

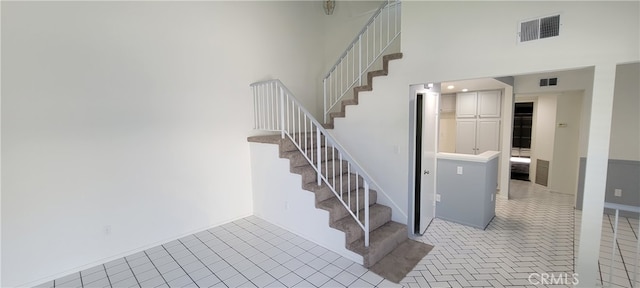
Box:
[408, 83, 439, 235]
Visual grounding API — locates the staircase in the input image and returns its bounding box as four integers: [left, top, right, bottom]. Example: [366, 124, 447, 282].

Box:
[323, 53, 403, 129]
[248, 0, 408, 270]
[247, 134, 407, 267]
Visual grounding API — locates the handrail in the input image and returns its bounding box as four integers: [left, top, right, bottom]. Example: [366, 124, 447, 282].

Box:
[603, 202, 639, 287]
[251, 79, 382, 247]
[323, 1, 390, 79]
[323, 0, 401, 122]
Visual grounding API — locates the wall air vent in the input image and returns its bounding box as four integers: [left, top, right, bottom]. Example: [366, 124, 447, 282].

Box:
[519, 14, 561, 43]
[539, 77, 558, 87]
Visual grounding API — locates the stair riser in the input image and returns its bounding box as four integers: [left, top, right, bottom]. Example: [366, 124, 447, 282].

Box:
[304, 173, 366, 193]
[302, 181, 377, 203]
[335, 206, 392, 245]
[280, 137, 327, 153]
[323, 192, 378, 224]
[362, 225, 408, 267]
[297, 162, 353, 184]
[283, 148, 338, 168]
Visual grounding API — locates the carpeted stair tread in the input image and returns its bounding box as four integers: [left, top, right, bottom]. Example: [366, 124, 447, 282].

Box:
[317, 190, 377, 223]
[281, 147, 338, 168]
[247, 134, 283, 144]
[290, 160, 350, 184]
[329, 111, 345, 119]
[302, 180, 370, 203]
[347, 221, 408, 267]
[332, 204, 391, 244]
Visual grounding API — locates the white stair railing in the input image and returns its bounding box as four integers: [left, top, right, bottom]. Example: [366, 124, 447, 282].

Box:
[323, 0, 401, 122]
[602, 202, 640, 287]
[251, 79, 374, 247]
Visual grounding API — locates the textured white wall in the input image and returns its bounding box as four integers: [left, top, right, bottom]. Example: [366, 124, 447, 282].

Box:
[1, 2, 323, 286]
[610, 63, 640, 161]
[551, 91, 583, 195]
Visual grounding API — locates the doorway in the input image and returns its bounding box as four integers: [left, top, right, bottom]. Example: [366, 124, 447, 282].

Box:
[409, 86, 438, 235]
[511, 102, 533, 181]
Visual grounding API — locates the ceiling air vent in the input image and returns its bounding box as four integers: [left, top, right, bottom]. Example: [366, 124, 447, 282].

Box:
[519, 14, 561, 43]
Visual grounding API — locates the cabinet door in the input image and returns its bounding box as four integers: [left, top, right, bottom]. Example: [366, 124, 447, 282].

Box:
[456, 92, 477, 118]
[478, 90, 501, 118]
[456, 119, 477, 154]
[476, 119, 501, 153]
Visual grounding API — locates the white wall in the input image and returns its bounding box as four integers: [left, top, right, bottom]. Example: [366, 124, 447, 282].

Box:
[330, 62, 409, 224]
[402, 2, 638, 83]
[550, 91, 583, 195]
[533, 94, 558, 178]
[610, 62, 640, 161]
[1, 2, 324, 286]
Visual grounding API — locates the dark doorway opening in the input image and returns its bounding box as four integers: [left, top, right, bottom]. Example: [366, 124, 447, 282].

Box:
[414, 94, 423, 234]
[511, 102, 533, 181]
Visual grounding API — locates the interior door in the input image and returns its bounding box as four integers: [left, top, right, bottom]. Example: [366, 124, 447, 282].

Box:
[419, 90, 439, 233]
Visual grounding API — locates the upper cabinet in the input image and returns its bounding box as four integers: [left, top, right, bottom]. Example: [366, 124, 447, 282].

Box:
[455, 90, 502, 118]
[454, 90, 503, 155]
[455, 92, 477, 117]
[478, 90, 502, 118]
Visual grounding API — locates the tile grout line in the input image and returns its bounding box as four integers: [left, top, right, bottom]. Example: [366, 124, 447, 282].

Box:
[160, 244, 201, 287]
[123, 257, 142, 288]
[177, 237, 229, 285]
[143, 250, 169, 287]
[102, 264, 113, 288]
[204, 229, 255, 286]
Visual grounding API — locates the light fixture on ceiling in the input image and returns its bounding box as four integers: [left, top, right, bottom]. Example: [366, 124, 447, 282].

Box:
[323, 0, 335, 15]
[427, 83, 434, 88]
[462, 88, 469, 92]
[447, 85, 455, 89]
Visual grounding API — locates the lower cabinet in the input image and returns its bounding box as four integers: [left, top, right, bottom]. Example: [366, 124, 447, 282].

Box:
[456, 119, 500, 155]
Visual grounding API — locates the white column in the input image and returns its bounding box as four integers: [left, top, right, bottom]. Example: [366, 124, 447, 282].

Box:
[576, 64, 617, 287]
[499, 86, 514, 200]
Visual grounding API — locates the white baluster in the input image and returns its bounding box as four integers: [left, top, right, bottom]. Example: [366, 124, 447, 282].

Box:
[364, 181, 370, 247]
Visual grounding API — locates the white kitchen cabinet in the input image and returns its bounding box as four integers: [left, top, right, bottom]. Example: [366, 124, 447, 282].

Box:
[455, 119, 477, 154]
[456, 119, 500, 155]
[454, 90, 502, 155]
[476, 119, 501, 153]
[456, 90, 502, 118]
[455, 92, 477, 118]
[478, 90, 502, 118]
[440, 94, 456, 113]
